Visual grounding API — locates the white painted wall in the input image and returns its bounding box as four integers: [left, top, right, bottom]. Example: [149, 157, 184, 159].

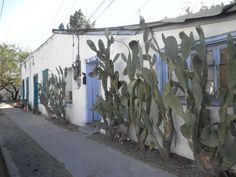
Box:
[21, 33, 84, 124]
[21, 16, 236, 163]
[151, 19, 236, 160]
[79, 18, 236, 161]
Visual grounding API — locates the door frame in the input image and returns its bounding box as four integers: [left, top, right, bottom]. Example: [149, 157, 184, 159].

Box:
[33, 74, 39, 109]
[85, 56, 101, 123]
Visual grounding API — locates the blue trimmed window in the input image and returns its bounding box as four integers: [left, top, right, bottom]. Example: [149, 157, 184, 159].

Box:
[21, 79, 25, 99]
[42, 69, 49, 85]
[26, 77, 29, 100]
[156, 54, 168, 93]
[156, 32, 236, 106]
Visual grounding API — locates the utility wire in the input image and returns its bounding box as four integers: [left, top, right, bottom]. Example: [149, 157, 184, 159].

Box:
[50, 0, 65, 28]
[89, 0, 107, 20]
[125, 0, 151, 25]
[112, 0, 151, 55]
[93, 0, 115, 24]
[0, 0, 5, 21]
[68, 0, 78, 16]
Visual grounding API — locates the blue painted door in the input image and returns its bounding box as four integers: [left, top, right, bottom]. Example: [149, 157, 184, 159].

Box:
[26, 77, 29, 100]
[86, 63, 101, 123]
[21, 80, 25, 99]
[33, 74, 38, 109]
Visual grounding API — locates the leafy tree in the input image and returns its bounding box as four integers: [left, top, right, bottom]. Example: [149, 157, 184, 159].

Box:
[58, 23, 65, 30]
[68, 9, 95, 30]
[0, 44, 29, 100]
[182, 1, 225, 15]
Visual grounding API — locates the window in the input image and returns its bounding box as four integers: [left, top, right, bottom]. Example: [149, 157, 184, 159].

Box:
[42, 69, 49, 85]
[21, 79, 25, 99]
[156, 34, 236, 106]
[65, 68, 73, 104]
[156, 54, 168, 93]
[26, 77, 29, 100]
[205, 49, 217, 96]
[219, 48, 229, 89]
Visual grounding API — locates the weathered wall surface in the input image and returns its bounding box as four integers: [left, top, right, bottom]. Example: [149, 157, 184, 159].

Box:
[21, 15, 236, 162]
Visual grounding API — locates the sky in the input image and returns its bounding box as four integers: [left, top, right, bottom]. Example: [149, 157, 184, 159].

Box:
[0, 0, 232, 51]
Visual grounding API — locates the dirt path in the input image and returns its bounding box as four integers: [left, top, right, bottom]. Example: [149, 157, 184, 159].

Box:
[0, 110, 72, 177]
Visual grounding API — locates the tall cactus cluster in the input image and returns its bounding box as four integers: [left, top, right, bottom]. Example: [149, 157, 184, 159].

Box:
[87, 26, 236, 175]
[119, 28, 175, 157]
[158, 27, 236, 176]
[87, 30, 127, 139]
[39, 66, 68, 124]
[88, 28, 176, 158]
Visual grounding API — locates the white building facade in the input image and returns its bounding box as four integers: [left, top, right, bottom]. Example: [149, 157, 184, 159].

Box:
[21, 3, 236, 160]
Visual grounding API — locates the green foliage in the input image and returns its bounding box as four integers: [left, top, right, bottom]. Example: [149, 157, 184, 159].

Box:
[58, 23, 65, 30]
[68, 9, 94, 30]
[87, 23, 236, 175]
[38, 66, 68, 124]
[87, 30, 127, 139]
[86, 24, 177, 158]
[0, 43, 29, 100]
[160, 27, 236, 176]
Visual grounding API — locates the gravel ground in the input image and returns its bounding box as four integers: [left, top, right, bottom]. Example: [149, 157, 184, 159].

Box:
[31, 112, 206, 177]
[88, 133, 205, 177]
[0, 110, 73, 177]
[8, 104, 235, 177]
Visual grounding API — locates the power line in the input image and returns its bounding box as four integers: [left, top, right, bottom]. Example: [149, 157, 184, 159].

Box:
[89, 0, 107, 20]
[68, 0, 78, 16]
[50, 0, 65, 28]
[125, 0, 151, 25]
[111, 0, 151, 55]
[0, 0, 5, 21]
[93, 0, 115, 24]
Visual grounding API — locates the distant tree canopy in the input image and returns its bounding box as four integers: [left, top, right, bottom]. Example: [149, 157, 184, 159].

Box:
[182, 1, 226, 15]
[59, 9, 95, 31]
[0, 44, 29, 100]
[58, 23, 65, 30]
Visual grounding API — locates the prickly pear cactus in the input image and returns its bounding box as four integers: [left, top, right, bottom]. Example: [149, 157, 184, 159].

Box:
[120, 25, 175, 157]
[160, 27, 236, 176]
[87, 30, 128, 139]
[38, 66, 68, 124]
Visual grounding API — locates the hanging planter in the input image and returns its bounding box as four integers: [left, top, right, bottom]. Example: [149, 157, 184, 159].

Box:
[72, 58, 81, 81]
[72, 55, 82, 89]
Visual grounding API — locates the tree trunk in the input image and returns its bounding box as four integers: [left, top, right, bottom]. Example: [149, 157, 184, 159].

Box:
[11, 84, 19, 100]
[4, 84, 19, 100]
[13, 90, 19, 100]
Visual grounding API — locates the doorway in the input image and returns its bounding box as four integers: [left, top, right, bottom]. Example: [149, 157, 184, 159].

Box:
[86, 59, 101, 123]
[33, 74, 38, 109]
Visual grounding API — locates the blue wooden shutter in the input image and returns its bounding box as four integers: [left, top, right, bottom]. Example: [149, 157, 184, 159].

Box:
[26, 77, 29, 100]
[156, 54, 168, 93]
[21, 79, 25, 99]
[42, 69, 49, 84]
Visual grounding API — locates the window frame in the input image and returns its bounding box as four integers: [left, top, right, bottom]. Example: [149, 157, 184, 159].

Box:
[21, 79, 25, 100]
[156, 31, 236, 106]
[42, 68, 49, 85]
[65, 67, 73, 105]
[26, 77, 29, 100]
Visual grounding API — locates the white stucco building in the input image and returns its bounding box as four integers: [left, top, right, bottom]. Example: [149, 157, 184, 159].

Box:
[21, 3, 236, 160]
